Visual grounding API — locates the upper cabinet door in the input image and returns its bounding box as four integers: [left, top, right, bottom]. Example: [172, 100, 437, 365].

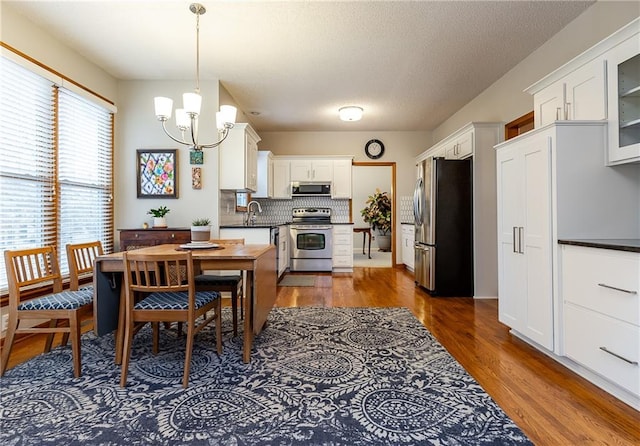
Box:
[607, 34, 640, 165]
[219, 123, 261, 192]
[564, 57, 607, 121]
[534, 82, 565, 128]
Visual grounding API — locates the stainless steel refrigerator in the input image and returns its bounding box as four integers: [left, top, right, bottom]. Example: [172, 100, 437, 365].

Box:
[413, 157, 473, 296]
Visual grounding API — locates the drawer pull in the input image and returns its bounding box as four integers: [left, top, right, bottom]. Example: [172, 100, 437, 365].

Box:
[599, 347, 638, 365]
[135, 233, 139, 238]
[597, 283, 637, 295]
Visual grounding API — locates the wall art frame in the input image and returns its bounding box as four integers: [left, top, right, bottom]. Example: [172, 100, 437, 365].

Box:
[136, 149, 178, 198]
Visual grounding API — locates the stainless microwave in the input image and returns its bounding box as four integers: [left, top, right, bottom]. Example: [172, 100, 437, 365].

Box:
[291, 182, 331, 196]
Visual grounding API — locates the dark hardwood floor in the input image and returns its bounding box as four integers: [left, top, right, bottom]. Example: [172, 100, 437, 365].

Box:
[4, 267, 639, 445]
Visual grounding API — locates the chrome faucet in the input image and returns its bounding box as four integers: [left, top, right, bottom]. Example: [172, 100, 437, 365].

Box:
[245, 200, 262, 226]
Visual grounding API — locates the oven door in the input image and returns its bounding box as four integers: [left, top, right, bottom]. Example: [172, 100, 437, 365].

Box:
[290, 226, 332, 259]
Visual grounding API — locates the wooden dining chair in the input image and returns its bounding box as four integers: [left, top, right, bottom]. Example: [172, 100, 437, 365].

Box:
[194, 238, 244, 336]
[1, 246, 94, 378]
[66, 240, 104, 291]
[120, 250, 222, 388]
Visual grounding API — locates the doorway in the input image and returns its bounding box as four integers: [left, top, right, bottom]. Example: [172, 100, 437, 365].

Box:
[351, 162, 396, 267]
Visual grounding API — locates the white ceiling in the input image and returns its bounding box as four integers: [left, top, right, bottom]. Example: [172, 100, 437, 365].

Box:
[4, 1, 595, 132]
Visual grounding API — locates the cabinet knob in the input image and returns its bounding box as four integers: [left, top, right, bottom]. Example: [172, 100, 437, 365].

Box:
[171, 233, 175, 238]
[135, 233, 139, 238]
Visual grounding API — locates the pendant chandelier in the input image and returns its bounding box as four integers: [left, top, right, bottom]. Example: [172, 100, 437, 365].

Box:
[153, 3, 237, 151]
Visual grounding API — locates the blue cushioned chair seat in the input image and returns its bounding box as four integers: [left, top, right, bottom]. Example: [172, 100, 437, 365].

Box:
[135, 291, 220, 311]
[18, 289, 93, 311]
[194, 275, 241, 286]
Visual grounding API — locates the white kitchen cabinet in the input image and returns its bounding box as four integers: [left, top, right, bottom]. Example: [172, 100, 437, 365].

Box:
[444, 128, 474, 159]
[401, 224, 415, 271]
[290, 159, 333, 182]
[532, 57, 607, 127]
[332, 225, 353, 271]
[606, 31, 640, 165]
[272, 158, 291, 199]
[560, 244, 639, 402]
[219, 123, 260, 192]
[278, 224, 289, 277]
[253, 150, 273, 198]
[331, 158, 352, 198]
[496, 130, 553, 350]
[495, 120, 639, 356]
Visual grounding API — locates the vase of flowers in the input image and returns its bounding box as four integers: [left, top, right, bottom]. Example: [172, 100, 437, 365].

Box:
[360, 189, 392, 251]
[148, 206, 170, 228]
[190, 217, 211, 242]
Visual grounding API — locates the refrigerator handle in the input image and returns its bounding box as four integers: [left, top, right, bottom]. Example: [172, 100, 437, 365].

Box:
[413, 177, 423, 226]
[512, 227, 518, 253]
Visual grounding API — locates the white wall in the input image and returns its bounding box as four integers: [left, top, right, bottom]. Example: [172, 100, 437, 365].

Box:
[1, 3, 118, 102]
[430, 1, 640, 142]
[115, 80, 222, 244]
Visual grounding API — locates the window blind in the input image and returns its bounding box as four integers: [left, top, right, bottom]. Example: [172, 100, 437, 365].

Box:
[0, 56, 114, 293]
[58, 89, 114, 275]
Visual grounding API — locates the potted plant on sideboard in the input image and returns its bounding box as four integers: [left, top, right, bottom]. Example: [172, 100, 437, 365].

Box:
[360, 189, 392, 251]
[191, 218, 211, 242]
[148, 206, 170, 228]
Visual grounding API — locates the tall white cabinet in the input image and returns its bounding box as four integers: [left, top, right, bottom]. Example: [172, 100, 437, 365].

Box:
[495, 120, 640, 352]
[496, 128, 553, 349]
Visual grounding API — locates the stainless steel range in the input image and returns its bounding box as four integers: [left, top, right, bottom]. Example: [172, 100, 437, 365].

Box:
[289, 207, 333, 272]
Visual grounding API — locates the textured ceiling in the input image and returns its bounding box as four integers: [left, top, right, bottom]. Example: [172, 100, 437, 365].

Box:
[3, 1, 595, 132]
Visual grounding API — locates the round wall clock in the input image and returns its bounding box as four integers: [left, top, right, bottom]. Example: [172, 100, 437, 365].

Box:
[365, 139, 385, 159]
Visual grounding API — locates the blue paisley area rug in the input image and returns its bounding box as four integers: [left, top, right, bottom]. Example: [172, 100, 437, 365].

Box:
[1, 307, 533, 445]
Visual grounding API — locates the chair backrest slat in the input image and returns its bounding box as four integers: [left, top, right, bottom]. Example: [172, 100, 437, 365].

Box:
[124, 251, 192, 294]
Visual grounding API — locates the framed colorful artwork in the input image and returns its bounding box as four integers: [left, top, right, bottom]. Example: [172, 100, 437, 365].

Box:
[136, 149, 178, 198]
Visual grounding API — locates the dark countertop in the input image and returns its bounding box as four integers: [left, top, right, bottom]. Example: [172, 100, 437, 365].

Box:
[220, 223, 290, 229]
[401, 222, 414, 225]
[332, 222, 354, 225]
[558, 239, 640, 253]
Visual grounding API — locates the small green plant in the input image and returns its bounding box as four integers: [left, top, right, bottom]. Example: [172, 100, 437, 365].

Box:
[191, 217, 211, 226]
[148, 206, 170, 217]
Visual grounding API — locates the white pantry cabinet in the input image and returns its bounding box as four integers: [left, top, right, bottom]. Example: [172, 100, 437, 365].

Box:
[219, 123, 260, 192]
[496, 129, 553, 350]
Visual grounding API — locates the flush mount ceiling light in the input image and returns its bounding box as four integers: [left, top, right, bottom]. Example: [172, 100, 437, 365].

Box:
[153, 3, 237, 151]
[339, 106, 363, 122]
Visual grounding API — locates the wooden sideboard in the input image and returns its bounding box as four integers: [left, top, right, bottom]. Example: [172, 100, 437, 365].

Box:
[119, 228, 191, 251]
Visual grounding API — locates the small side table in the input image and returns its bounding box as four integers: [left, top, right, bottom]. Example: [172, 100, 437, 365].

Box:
[353, 227, 372, 259]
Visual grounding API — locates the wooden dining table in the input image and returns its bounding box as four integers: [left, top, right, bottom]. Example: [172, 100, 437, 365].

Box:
[92, 243, 277, 364]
